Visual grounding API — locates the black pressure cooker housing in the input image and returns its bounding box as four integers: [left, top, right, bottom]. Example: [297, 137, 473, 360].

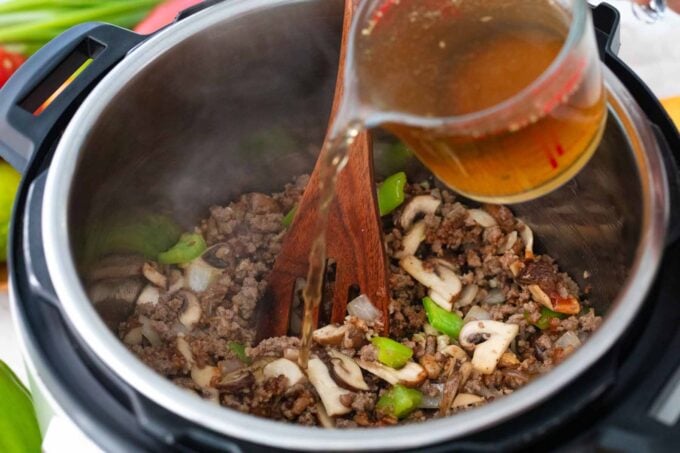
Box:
[1, 2, 679, 452]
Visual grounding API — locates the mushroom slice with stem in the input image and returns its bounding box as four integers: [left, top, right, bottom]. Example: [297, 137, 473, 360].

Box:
[356, 360, 427, 388]
[316, 403, 336, 429]
[263, 358, 305, 387]
[467, 209, 497, 228]
[142, 262, 167, 289]
[328, 350, 369, 391]
[178, 291, 202, 329]
[459, 320, 519, 375]
[528, 284, 580, 315]
[400, 195, 441, 230]
[312, 324, 348, 346]
[400, 256, 462, 311]
[396, 221, 427, 259]
[307, 358, 353, 417]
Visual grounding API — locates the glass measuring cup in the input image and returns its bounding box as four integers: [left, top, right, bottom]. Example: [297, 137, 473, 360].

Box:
[339, 0, 607, 204]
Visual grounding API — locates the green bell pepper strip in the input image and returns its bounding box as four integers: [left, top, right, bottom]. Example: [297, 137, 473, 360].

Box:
[376, 384, 423, 419]
[525, 306, 567, 330]
[228, 342, 251, 364]
[0, 360, 41, 453]
[371, 337, 413, 369]
[158, 233, 207, 265]
[377, 172, 407, 216]
[422, 296, 464, 340]
[282, 205, 298, 228]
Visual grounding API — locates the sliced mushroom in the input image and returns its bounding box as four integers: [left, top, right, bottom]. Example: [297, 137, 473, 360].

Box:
[459, 320, 519, 375]
[396, 221, 427, 258]
[498, 231, 518, 254]
[178, 291, 202, 329]
[307, 358, 353, 417]
[467, 209, 498, 228]
[400, 256, 462, 310]
[177, 336, 194, 364]
[517, 221, 534, 259]
[88, 254, 144, 282]
[316, 403, 336, 428]
[184, 258, 222, 293]
[89, 278, 143, 305]
[451, 393, 485, 409]
[218, 368, 254, 391]
[328, 350, 369, 391]
[139, 316, 161, 347]
[201, 244, 231, 269]
[123, 327, 143, 346]
[137, 285, 160, 306]
[312, 324, 347, 346]
[263, 358, 305, 387]
[400, 195, 441, 230]
[528, 284, 580, 315]
[441, 345, 469, 362]
[456, 284, 479, 308]
[191, 366, 220, 388]
[356, 360, 427, 388]
[142, 262, 167, 289]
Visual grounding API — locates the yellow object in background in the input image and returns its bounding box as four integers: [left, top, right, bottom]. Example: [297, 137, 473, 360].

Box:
[661, 96, 680, 127]
[0, 162, 21, 263]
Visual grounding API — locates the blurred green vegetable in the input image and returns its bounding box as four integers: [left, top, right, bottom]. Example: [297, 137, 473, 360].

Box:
[376, 384, 422, 419]
[0, 163, 21, 262]
[377, 171, 407, 216]
[526, 306, 567, 330]
[158, 232, 206, 265]
[422, 296, 464, 339]
[282, 205, 297, 228]
[0, 360, 41, 453]
[228, 342, 251, 364]
[0, 0, 164, 55]
[371, 337, 413, 369]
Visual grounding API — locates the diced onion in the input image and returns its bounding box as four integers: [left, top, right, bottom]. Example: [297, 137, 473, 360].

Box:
[419, 383, 444, 409]
[555, 331, 581, 350]
[483, 288, 506, 305]
[456, 284, 478, 307]
[468, 209, 497, 228]
[464, 305, 491, 323]
[347, 294, 381, 323]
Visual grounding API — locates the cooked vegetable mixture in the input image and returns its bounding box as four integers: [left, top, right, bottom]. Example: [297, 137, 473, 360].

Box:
[89, 174, 601, 427]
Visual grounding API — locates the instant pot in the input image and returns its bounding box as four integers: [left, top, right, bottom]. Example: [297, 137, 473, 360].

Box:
[0, 1, 679, 451]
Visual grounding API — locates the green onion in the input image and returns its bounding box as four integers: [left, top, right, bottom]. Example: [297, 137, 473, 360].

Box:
[525, 307, 567, 330]
[371, 337, 413, 369]
[376, 384, 422, 419]
[377, 171, 407, 216]
[0, 360, 42, 453]
[422, 296, 464, 339]
[228, 342, 251, 364]
[282, 205, 297, 228]
[158, 233, 206, 265]
[0, 0, 164, 54]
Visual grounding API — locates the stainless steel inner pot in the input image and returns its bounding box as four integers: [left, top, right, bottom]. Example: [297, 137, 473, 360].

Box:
[41, 0, 668, 450]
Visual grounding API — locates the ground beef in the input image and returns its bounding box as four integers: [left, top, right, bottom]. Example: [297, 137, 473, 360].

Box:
[99, 175, 602, 429]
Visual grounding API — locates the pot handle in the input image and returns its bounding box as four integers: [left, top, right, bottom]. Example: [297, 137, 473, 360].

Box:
[0, 23, 144, 172]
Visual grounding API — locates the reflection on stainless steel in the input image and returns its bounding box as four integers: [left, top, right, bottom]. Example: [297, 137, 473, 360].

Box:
[41, 0, 668, 450]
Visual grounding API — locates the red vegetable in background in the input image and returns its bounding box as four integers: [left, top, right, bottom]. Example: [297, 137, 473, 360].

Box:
[134, 0, 203, 34]
[0, 48, 25, 88]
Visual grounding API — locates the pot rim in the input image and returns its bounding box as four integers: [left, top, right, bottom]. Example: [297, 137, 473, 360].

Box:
[41, 0, 669, 450]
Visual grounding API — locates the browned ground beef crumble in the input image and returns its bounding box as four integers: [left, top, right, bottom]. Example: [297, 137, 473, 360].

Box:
[89, 175, 602, 427]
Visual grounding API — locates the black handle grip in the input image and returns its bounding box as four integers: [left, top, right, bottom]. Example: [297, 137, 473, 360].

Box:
[0, 23, 144, 172]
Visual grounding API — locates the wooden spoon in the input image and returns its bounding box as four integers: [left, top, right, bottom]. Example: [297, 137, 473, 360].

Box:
[256, 0, 390, 339]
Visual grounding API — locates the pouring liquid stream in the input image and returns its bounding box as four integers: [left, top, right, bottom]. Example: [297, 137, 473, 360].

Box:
[298, 0, 606, 368]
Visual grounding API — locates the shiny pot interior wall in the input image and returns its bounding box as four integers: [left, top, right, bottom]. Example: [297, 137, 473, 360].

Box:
[69, 0, 640, 317]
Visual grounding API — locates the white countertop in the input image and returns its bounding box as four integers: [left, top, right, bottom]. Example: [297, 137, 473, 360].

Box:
[0, 1, 679, 386]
